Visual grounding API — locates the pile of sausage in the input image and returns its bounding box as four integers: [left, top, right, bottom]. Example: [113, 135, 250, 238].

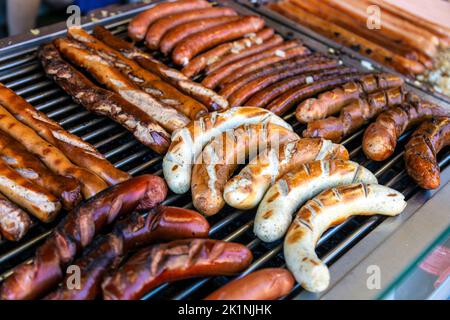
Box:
[0, 83, 129, 242]
[39, 26, 227, 155]
[269, 0, 450, 76]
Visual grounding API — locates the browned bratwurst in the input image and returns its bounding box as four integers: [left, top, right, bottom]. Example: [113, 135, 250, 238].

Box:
[39, 43, 171, 155]
[0, 175, 167, 300]
[128, 0, 211, 41]
[145, 7, 238, 50]
[404, 117, 450, 189]
[172, 16, 266, 66]
[205, 268, 295, 300]
[0, 193, 31, 241]
[363, 96, 449, 161]
[0, 130, 81, 210]
[181, 28, 274, 78]
[102, 239, 253, 300]
[92, 26, 228, 111]
[44, 206, 210, 300]
[303, 87, 405, 142]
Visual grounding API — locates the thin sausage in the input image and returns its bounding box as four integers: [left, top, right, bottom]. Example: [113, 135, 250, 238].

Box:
[0, 193, 31, 241]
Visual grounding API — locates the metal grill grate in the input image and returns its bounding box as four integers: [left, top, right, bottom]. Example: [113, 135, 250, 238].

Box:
[0, 1, 448, 300]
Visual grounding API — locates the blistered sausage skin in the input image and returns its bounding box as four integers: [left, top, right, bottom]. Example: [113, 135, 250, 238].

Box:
[254, 160, 377, 243]
[145, 7, 238, 50]
[285, 183, 406, 292]
[205, 268, 295, 300]
[128, 0, 211, 41]
[191, 123, 299, 216]
[102, 239, 253, 300]
[172, 16, 266, 66]
[163, 107, 292, 194]
[44, 206, 209, 300]
[404, 117, 450, 189]
[0, 193, 31, 241]
[363, 96, 448, 161]
[0, 175, 167, 300]
[223, 138, 349, 210]
[181, 28, 274, 78]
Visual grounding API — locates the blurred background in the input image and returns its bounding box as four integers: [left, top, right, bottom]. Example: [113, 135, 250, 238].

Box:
[0, 0, 142, 37]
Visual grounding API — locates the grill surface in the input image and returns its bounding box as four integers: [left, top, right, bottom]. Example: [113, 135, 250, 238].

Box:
[0, 1, 448, 300]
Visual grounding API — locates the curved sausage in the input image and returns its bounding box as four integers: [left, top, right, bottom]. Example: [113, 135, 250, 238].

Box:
[172, 16, 265, 66]
[181, 28, 274, 78]
[205, 34, 284, 74]
[362, 96, 448, 161]
[0, 175, 167, 300]
[295, 73, 404, 123]
[404, 117, 450, 189]
[228, 60, 343, 107]
[205, 268, 294, 300]
[128, 0, 211, 41]
[246, 66, 358, 109]
[254, 160, 377, 243]
[266, 73, 364, 116]
[39, 43, 171, 155]
[92, 26, 228, 112]
[68, 27, 207, 121]
[192, 123, 299, 216]
[0, 193, 31, 241]
[145, 7, 238, 50]
[160, 16, 240, 55]
[0, 104, 107, 198]
[303, 87, 405, 142]
[285, 183, 406, 292]
[54, 38, 189, 133]
[202, 41, 309, 89]
[223, 138, 349, 210]
[102, 239, 253, 300]
[44, 206, 209, 300]
[219, 54, 334, 99]
[163, 107, 292, 194]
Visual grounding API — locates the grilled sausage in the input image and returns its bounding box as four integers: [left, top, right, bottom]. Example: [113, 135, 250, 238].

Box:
[404, 117, 450, 189]
[303, 87, 405, 142]
[202, 41, 309, 89]
[54, 38, 190, 133]
[172, 16, 265, 66]
[145, 7, 238, 50]
[0, 193, 31, 241]
[285, 183, 406, 292]
[160, 16, 240, 55]
[68, 27, 207, 121]
[205, 34, 284, 74]
[228, 61, 343, 107]
[0, 174, 167, 300]
[92, 26, 228, 111]
[0, 130, 81, 210]
[266, 73, 364, 116]
[102, 239, 253, 300]
[269, 2, 425, 76]
[254, 160, 377, 243]
[223, 138, 349, 210]
[362, 96, 449, 161]
[163, 107, 292, 194]
[128, 0, 211, 41]
[192, 124, 299, 216]
[44, 206, 209, 300]
[0, 157, 61, 222]
[181, 28, 274, 78]
[39, 43, 171, 154]
[205, 268, 294, 300]
[0, 104, 107, 198]
[219, 54, 336, 99]
[295, 73, 404, 123]
[0, 83, 127, 187]
[246, 66, 358, 109]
